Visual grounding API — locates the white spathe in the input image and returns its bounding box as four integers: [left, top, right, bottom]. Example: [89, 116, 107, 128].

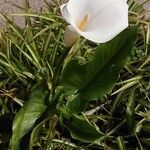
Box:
[61, 0, 128, 45]
[64, 25, 80, 47]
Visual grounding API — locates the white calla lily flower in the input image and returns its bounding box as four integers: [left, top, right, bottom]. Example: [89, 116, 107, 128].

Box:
[61, 0, 128, 46]
[64, 25, 80, 47]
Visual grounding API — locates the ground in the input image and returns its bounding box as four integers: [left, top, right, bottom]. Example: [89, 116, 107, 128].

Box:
[0, 0, 45, 27]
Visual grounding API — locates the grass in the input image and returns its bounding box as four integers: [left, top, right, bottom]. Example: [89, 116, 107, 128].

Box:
[0, 0, 150, 149]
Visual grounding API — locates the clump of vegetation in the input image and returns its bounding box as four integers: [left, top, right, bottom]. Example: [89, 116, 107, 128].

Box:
[0, 0, 149, 149]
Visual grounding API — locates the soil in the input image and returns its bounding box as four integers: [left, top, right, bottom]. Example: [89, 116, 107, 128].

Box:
[0, 0, 46, 27]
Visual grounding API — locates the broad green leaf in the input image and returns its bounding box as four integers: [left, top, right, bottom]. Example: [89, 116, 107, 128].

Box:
[10, 84, 47, 150]
[60, 26, 138, 113]
[60, 113, 104, 142]
[29, 119, 47, 150]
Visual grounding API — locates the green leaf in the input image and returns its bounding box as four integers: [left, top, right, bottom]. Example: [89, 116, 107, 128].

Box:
[126, 91, 135, 130]
[60, 113, 104, 142]
[10, 84, 47, 150]
[116, 136, 126, 150]
[60, 26, 138, 113]
[29, 119, 47, 150]
[142, 122, 150, 133]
